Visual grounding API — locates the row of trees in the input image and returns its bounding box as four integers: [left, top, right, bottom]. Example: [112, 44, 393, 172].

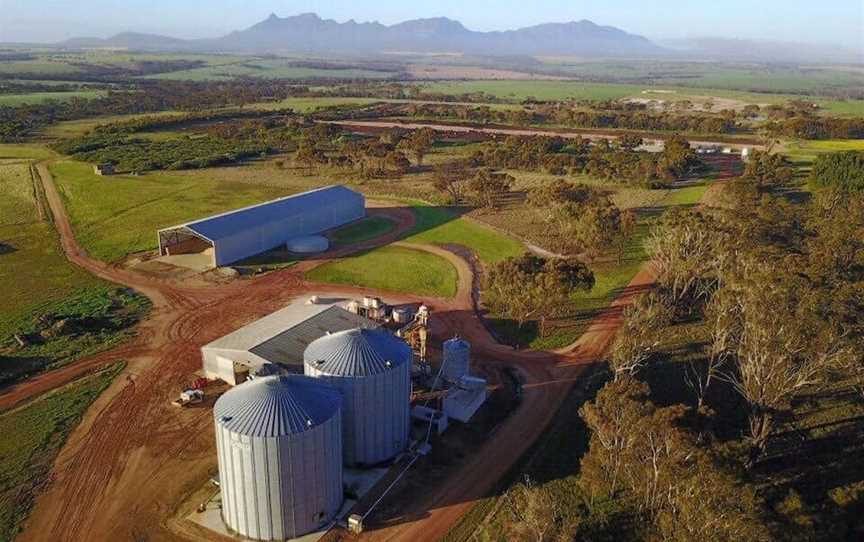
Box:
[59, 135, 269, 172]
[572, 150, 864, 539]
[394, 102, 740, 134]
[607, 165, 864, 466]
[466, 134, 701, 187]
[0, 80, 311, 141]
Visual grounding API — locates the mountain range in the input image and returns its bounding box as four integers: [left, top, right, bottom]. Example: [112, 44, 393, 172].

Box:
[61, 12, 663, 57]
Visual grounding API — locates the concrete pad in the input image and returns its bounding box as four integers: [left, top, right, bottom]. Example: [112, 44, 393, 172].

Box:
[185, 466, 390, 542]
[155, 248, 214, 273]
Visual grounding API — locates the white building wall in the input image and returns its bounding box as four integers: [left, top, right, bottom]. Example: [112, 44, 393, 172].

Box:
[305, 361, 411, 467]
[216, 411, 343, 540]
[202, 348, 269, 385]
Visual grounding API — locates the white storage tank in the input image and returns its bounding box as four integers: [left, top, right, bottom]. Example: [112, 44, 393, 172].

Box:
[304, 328, 411, 467]
[442, 336, 471, 383]
[214, 375, 343, 541]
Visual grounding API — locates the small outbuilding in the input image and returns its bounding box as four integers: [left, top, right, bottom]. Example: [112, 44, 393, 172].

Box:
[93, 163, 115, 176]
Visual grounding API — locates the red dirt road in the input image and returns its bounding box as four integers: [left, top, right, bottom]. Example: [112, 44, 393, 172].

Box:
[13, 161, 680, 542]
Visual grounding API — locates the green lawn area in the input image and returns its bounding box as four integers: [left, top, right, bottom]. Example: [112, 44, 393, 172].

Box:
[404, 206, 525, 264]
[306, 245, 458, 298]
[0, 362, 123, 541]
[330, 216, 396, 246]
[49, 160, 290, 261]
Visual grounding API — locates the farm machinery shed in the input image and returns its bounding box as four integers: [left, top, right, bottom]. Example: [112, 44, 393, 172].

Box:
[157, 185, 365, 267]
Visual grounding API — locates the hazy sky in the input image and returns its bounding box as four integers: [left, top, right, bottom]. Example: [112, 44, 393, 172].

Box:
[2, 0, 862, 52]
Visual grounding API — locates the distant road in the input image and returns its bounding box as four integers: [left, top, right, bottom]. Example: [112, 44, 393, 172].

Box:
[322, 119, 766, 150]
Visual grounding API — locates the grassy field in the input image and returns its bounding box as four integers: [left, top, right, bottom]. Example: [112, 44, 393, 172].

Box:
[250, 96, 384, 112]
[405, 206, 525, 264]
[306, 245, 458, 297]
[49, 160, 289, 261]
[43, 111, 185, 138]
[423, 80, 864, 117]
[0, 156, 149, 386]
[144, 58, 395, 81]
[784, 139, 864, 166]
[0, 160, 102, 319]
[0, 90, 105, 106]
[330, 216, 396, 246]
[0, 144, 58, 161]
[0, 362, 123, 541]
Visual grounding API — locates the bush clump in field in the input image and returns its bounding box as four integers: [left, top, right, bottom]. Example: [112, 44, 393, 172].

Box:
[53, 134, 269, 173]
[484, 254, 594, 338]
[0, 287, 149, 387]
[810, 151, 864, 191]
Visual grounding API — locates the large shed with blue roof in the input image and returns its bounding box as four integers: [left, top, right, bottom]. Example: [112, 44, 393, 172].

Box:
[157, 185, 365, 267]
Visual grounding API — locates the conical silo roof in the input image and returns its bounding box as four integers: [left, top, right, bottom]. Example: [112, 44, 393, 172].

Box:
[303, 328, 411, 377]
[214, 375, 341, 437]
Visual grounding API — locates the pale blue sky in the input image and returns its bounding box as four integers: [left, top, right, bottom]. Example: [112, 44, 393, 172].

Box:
[2, 0, 862, 52]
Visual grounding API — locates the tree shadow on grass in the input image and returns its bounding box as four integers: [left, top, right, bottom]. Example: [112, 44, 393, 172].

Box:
[0, 242, 15, 256]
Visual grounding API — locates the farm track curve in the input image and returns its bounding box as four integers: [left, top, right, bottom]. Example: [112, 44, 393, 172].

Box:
[10, 160, 714, 542]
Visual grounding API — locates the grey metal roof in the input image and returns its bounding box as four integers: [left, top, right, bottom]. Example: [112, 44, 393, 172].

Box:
[160, 185, 362, 242]
[303, 328, 412, 377]
[250, 306, 378, 371]
[214, 375, 341, 437]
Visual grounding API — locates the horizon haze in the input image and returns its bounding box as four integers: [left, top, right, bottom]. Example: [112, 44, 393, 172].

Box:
[2, 0, 862, 57]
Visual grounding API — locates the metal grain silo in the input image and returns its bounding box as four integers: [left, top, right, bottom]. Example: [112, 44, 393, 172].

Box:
[214, 375, 343, 541]
[442, 336, 471, 383]
[303, 328, 411, 467]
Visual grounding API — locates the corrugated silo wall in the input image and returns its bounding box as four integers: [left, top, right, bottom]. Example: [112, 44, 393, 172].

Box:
[215, 412, 343, 540]
[306, 362, 410, 467]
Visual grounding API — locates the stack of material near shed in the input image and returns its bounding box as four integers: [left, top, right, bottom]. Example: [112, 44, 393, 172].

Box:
[214, 375, 343, 541]
[304, 328, 412, 467]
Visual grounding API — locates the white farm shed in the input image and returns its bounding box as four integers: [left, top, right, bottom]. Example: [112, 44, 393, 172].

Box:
[157, 185, 365, 267]
[202, 299, 378, 385]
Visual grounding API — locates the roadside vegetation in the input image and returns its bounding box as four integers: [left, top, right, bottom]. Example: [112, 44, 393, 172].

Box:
[330, 216, 396, 246]
[446, 138, 864, 542]
[0, 361, 124, 541]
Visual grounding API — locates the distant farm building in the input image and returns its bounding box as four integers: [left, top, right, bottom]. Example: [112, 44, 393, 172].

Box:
[93, 163, 115, 176]
[202, 298, 378, 385]
[157, 185, 365, 267]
